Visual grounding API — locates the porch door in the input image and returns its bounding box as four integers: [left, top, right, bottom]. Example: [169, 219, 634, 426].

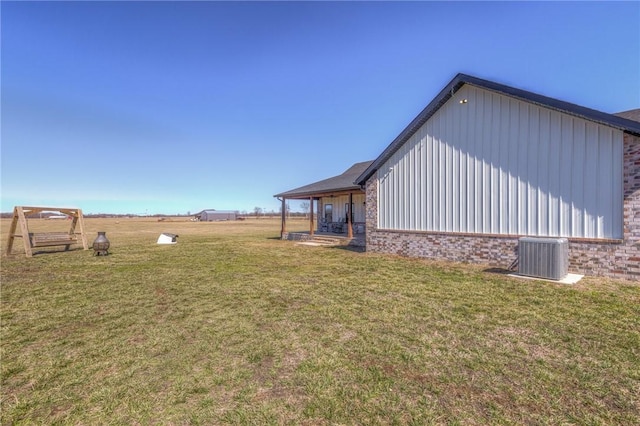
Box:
[324, 204, 333, 222]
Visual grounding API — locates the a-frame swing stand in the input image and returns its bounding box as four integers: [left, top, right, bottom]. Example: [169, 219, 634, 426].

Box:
[5, 206, 89, 257]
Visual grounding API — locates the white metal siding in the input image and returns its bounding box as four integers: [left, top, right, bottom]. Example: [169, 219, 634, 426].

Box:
[319, 194, 366, 222]
[377, 85, 624, 239]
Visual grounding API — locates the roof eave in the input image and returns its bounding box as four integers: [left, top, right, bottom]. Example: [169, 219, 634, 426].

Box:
[274, 185, 364, 199]
[462, 74, 640, 136]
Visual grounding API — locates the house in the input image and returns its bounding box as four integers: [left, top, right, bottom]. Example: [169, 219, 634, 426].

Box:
[274, 161, 372, 238]
[195, 209, 238, 221]
[354, 73, 640, 281]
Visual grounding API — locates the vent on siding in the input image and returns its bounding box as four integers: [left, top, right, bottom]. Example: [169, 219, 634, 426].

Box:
[518, 237, 569, 280]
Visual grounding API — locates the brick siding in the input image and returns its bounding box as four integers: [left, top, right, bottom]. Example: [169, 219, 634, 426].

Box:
[365, 133, 640, 281]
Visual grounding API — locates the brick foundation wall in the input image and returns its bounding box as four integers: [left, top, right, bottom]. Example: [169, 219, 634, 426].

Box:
[365, 133, 640, 281]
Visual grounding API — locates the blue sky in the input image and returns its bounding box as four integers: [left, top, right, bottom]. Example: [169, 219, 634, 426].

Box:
[2, 1, 639, 215]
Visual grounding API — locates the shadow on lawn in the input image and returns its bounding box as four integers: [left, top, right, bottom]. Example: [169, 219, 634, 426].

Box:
[266, 236, 365, 253]
[8, 247, 89, 257]
[483, 267, 516, 275]
[330, 245, 365, 253]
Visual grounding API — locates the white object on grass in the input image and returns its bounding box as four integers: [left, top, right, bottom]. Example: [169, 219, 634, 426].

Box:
[157, 233, 178, 245]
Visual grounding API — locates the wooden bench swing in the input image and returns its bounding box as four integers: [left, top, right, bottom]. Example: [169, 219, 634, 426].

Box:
[5, 206, 89, 257]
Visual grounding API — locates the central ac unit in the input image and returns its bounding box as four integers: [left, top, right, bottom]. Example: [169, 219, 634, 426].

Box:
[518, 237, 569, 280]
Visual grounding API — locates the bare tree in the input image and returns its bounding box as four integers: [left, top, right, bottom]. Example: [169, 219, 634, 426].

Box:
[278, 203, 292, 218]
[253, 206, 262, 218]
[300, 201, 310, 219]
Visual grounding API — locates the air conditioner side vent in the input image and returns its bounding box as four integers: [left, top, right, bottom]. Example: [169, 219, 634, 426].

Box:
[518, 237, 569, 280]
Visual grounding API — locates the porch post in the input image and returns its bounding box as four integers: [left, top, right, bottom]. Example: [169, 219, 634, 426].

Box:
[281, 197, 286, 237]
[309, 197, 314, 235]
[347, 192, 353, 238]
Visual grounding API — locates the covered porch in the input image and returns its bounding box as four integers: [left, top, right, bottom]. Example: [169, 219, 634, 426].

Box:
[274, 161, 372, 241]
[277, 189, 366, 240]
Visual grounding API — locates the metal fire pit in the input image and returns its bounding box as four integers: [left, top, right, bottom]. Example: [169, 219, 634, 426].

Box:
[93, 231, 110, 256]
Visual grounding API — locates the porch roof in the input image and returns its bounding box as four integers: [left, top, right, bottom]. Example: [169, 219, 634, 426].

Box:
[274, 161, 373, 199]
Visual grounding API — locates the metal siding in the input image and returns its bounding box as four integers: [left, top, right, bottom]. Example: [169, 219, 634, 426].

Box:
[517, 101, 528, 235]
[559, 114, 572, 236]
[446, 101, 454, 232]
[377, 85, 624, 239]
[497, 96, 509, 234]
[429, 131, 436, 230]
[320, 194, 365, 223]
[420, 134, 425, 230]
[538, 109, 550, 236]
[403, 142, 408, 229]
[458, 106, 468, 232]
[572, 120, 585, 237]
[407, 140, 413, 229]
[492, 97, 500, 233]
[376, 171, 382, 228]
[527, 105, 539, 235]
[419, 132, 424, 230]
[465, 94, 475, 232]
[402, 142, 409, 228]
[584, 122, 598, 237]
[435, 131, 441, 231]
[395, 152, 400, 227]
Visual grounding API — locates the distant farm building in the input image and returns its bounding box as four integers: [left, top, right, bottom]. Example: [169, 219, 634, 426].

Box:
[195, 209, 239, 221]
[46, 215, 69, 220]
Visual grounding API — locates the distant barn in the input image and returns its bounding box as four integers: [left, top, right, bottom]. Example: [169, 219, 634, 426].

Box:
[196, 209, 238, 221]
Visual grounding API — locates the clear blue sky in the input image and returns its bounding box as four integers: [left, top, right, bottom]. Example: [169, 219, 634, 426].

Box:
[2, 1, 639, 215]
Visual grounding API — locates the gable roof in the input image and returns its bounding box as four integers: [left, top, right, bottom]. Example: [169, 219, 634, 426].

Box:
[275, 161, 373, 199]
[615, 109, 640, 123]
[355, 73, 640, 186]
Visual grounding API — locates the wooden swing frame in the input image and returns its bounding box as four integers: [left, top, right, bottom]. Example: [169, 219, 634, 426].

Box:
[5, 206, 89, 257]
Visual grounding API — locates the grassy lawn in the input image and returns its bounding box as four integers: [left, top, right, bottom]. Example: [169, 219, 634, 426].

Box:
[1, 217, 639, 424]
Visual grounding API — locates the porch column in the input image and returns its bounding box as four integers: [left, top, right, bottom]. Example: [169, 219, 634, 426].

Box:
[309, 197, 314, 235]
[347, 192, 353, 238]
[280, 197, 286, 237]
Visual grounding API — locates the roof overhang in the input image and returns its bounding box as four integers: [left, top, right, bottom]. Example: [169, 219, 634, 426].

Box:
[275, 187, 364, 200]
[275, 161, 373, 200]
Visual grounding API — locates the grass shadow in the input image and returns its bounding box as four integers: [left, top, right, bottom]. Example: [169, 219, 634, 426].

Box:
[329, 245, 365, 253]
[17, 247, 89, 257]
[483, 267, 515, 275]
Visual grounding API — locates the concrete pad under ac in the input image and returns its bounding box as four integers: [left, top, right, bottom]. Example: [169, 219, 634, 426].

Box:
[507, 273, 584, 285]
